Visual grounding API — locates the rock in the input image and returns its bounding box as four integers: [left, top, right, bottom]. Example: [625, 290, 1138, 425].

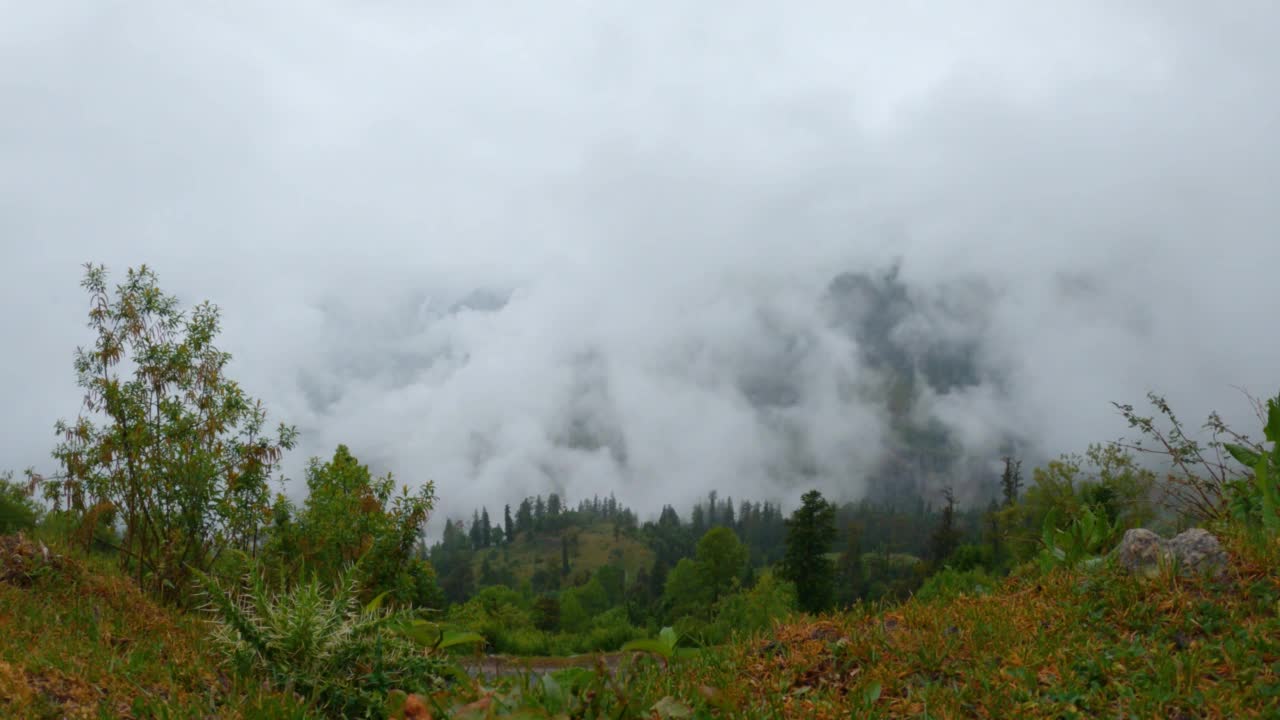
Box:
[1116, 528, 1170, 578]
[1167, 528, 1229, 578]
[1114, 527, 1229, 579]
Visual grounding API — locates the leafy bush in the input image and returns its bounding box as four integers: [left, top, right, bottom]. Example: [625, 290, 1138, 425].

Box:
[915, 567, 997, 603]
[195, 565, 450, 718]
[494, 626, 551, 656]
[1037, 505, 1117, 573]
[0, 471, 41, 534]
[584, 607, 645, 651]
[51, 264, 297, 601]
[266, 445, 439, 607]
[705, 572, 797, 642]
[946, 543, 995, 572]
[1224, 391, 1280, 534]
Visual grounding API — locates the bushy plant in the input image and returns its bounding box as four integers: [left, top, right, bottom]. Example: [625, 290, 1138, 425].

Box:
[446, 584, 534, 647]
[1002, 444, 1155, 563]
[1113, 391, 1258, 522]
[51, 264, 297, 601]
[706, 572, 797, 642]
[1037, 505, 1117, 573]
[1224, 391, 1280, 534]
[0, 470, 41, 534]
[195, 565, 450, 718]
[494, 626, 551, 656]
[266, 445, 439, 607]
[946, 543, 995, 572]
[584, 607, 645, 651]
[915, 567, 997, 603]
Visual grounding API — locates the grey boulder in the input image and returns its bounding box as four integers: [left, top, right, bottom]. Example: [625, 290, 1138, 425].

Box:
[1114, 527, 1228, 579]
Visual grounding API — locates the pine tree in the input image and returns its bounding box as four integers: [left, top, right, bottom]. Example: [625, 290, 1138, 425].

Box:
[504, 504, 515, 545]
[780, 490, 838, 613]
[1001, 456, 1023, 507]
[927, 487, 961, 568]
[658, 505, 680, 528]
[480, 507, 492, 548]
[469, 510, 482, 549]
[533, 495, 546, 530]
[516, 498, 533, 536]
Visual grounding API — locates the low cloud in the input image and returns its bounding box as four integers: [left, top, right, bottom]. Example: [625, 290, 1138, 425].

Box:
[3, 1, 1279, 527]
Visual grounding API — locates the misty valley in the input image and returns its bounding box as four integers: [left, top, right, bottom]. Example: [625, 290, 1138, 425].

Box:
[5, 2, 1280, 715]
[1, 263, 1277, 719]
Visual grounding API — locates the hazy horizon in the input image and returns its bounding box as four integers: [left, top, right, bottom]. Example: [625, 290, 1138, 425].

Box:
[4, 1, 1279, 528]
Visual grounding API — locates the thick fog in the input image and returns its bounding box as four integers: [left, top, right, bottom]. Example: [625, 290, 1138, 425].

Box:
[3, 1, 1279, 526]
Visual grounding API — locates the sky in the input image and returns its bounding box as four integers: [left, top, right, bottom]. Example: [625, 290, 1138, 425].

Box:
[2, 1, 1278, 527]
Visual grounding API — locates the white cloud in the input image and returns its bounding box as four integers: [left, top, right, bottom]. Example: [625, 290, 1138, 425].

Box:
[3, 1, 1278, 527]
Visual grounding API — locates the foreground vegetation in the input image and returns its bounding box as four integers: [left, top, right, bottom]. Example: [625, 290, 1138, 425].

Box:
[438, 528, 1280, 718]
[4, 517, 1278, 718]
[3, 262, 1280, 717]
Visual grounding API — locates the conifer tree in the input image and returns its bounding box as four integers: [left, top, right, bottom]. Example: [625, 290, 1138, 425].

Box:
[469, 510, 482, 549]
[927, 487, 961, 567]
[780, 490, 837, 613]
[516, 498, 533, 536]
[1001, 456, 1023, 507]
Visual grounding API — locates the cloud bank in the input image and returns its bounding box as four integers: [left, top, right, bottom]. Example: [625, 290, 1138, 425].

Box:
[3, 1, 1279, 525]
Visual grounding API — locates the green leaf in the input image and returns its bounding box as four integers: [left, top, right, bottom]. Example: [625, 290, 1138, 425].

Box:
[438, 630, 486, 650]
[363, 589, 391, 615]
[623, 626, 680, 658]
[1225, 443, 1263, 469]
[862, 681, 882, 706]
[1041, 507, 1061, 550]
[620, 639, 673, 657]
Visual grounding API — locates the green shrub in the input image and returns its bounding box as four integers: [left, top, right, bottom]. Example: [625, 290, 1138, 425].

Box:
[0, 471, 41, 534]
[706, 571, 797, 642]
[494, 626, 550, 656]
[915, 567, 998, 603]
[1225, 391, 1280, 535]
[585, 607, 644, 651]
[266, 445, 438, 607]
[195, 565, 450, 718]
[946, 543, 995, 572]
[1037, 505, 1117, 573]
[51, 264, 298, 602]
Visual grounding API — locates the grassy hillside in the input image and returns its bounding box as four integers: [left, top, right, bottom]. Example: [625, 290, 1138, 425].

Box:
[4, 526, 1279, 718]
[441, 528, 1280, 719]
[0, 534, 314, 719]
[474, 523, 654, 586]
